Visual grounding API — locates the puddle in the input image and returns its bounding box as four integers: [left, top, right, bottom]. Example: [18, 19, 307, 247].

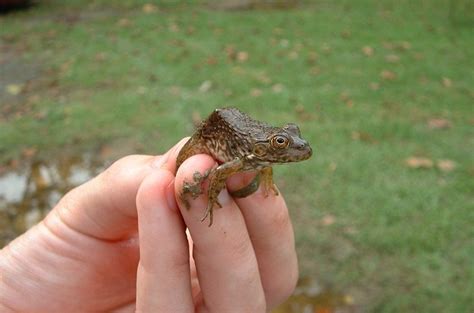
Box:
[272, 276, 356, 313]
[0, 152, 107, 247]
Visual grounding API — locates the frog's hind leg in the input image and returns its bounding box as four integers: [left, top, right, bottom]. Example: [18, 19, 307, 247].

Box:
[201, 158, 244, 226]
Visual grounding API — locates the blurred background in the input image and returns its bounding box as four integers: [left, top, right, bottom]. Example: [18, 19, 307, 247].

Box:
[0, 0, 473, 312]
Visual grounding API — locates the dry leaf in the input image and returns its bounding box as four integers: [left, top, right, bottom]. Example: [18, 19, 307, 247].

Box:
[442, 77, 452, 88]
[142, 3, 158, 13]
[168, 23, 179, 32]
[288, 51, 299, 60]
[385, 54, 400, 63]
[380, 70, 397, 80]
[428, 118, 451, 130]
[117, 18, 131, 27]
[95, 52, 107, 61]
[321, 214, 336, 226]
[198, 80, 212, 93]
[362, 46, 374, 57]
[437, 160, 456, 172]
[250, 88, 262, 97]
[369, 82, 380, 90]
[294, 104, 305, 114]
[6, 84, 23, 95]
[307, 51, 319, 64]
[192, 111, 202, 127]
[237, 51, 249, 62]
[272, 84, 284, 93]
[405, 157, 433, 169]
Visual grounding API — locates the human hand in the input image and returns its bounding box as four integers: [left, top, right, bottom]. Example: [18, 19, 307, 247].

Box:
[0, 139, 298, 312]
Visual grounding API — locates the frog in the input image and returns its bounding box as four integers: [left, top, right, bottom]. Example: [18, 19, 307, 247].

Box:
[176, 107, 312, 226]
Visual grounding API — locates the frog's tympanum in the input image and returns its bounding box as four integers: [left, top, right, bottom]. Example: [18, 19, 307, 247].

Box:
[176, 107, 312, 226]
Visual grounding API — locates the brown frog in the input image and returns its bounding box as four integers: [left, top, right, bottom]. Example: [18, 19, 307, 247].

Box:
[176, 107, 312, 226]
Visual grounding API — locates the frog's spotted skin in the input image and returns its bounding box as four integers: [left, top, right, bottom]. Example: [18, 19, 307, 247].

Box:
[176, 107, 312, 226]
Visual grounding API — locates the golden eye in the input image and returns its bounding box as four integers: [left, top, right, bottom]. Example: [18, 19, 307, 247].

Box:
[272, 135, 289, 148]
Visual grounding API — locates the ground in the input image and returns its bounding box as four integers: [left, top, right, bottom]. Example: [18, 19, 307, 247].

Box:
[0, 1, 473, 312]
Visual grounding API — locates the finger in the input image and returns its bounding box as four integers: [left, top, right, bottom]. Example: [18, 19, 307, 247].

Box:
[136, 168, 193, 313]
[226, 173, 298, 309]
[175, 155, 266, 313]
[44, 138, 189, 240]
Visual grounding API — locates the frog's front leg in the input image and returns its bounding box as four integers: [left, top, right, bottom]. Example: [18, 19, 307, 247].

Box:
[260, 166, 279, 197]
[202, 158, 244, 226]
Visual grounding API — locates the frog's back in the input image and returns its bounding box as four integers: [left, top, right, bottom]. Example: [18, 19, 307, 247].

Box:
[198, 108, 272, 162]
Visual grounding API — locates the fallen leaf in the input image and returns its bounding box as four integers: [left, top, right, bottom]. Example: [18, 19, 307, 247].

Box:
[341, 30, 351, 38]
[369, 82, 380, 90]
[198, 80, 212, 93]
[237, 51, 249, 62]
[321, 214, 336, 226]
[168, 23, 179, 33]
[6, 84, 23, 95]
[362, 46, 374, 57]
[142, 3, 158, 13]
[310, 66, 320, 75]
[288, 51, 299, 60]
[272, 83, 284, 93]
[137, 86, 147, 94]
[442, 77, 452, 88]
[279, 39, 289, 47]
[380, 70, 397, 80]
[169, 86, 181, 96]
[95, 52, 107, 61]
[405, 157, 433, 169]
[428, 118, 451, 130]
[437, 160, 456, 172]
[117, 18, 132, 27]
[294, 104, 305, 114]
[192, 111, 202, 127]
[385, 54, 400, 63]
[321, 43, 331, 54]
[307, 51, 319, 64]
[250, 88, 262, 97]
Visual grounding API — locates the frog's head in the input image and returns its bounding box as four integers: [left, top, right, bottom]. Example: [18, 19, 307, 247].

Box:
[252, 123, 312, 164]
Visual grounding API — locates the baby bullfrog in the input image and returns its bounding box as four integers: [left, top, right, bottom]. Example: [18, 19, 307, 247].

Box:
[176, 107, 312, 226]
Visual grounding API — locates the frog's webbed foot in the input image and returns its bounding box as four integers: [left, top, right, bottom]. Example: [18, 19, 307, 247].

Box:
[180, 169, 211, 210]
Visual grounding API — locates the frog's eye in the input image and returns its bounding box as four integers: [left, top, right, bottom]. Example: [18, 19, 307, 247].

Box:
[271, 135, 289, 149]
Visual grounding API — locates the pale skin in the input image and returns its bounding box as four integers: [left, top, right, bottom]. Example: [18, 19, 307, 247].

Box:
[0, 138, 298, 312]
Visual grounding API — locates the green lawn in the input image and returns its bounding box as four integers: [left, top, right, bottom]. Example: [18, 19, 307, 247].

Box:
[1, 1, 473, 311]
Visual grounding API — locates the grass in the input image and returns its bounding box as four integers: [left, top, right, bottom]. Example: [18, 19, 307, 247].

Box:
[1, 0, 473, 311]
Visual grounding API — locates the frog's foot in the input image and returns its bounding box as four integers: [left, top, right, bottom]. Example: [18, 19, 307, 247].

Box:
[180, 169, 211, 210]
[261, 167, 279, 197]
[201, 158, 244, 226]
[200, 198, 222, 227]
